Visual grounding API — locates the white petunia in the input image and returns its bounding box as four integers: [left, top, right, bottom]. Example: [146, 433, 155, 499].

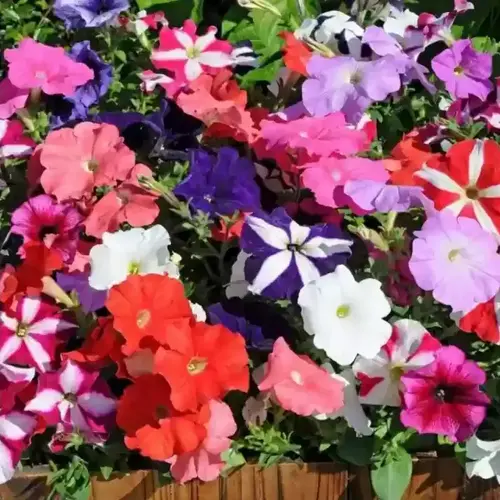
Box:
[466, 436, 500, 484]
[89, 225, 179, 290]
[298, 265, 392, 365]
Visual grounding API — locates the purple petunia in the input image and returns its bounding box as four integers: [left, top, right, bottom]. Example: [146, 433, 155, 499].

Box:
[54, 0, 130, 30]
[240, 208, 352, 299]
[174, 147, 261, 218]
[56, 272, 107, 313]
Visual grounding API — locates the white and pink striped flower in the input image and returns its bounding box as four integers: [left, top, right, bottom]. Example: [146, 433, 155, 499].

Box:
[0, 362, 35, 408]
[352, 319, 441, 406]
[25, 360, 116, 435]
[139, 70, 173, 93]
[151, 20, 233, 83]
[0, 297, 75, 372]
[125, 10, 167, 36]
[416, 139, 500, 237]
[0, 407, 37, 484]
[0, 119, 35, 159]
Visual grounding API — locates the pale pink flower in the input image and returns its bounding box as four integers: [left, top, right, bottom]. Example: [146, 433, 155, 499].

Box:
[0, 119, 35, 159]
[167, 400, 236, 483]
[25, 360, 116, 435]
[258, 337, 344, 416]
[0, 296, 75, 372]
[0, 78, 29, 119]
[39, 122, 136, 202]
[4, 38, 94, 96]
[139, 70, 173, 93]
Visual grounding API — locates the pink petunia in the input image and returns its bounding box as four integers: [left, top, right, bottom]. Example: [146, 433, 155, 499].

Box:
[151, 20, 233, 85]
[0, 296, 75, 372]
[0, 363, 36, 409]
[11, 194, 83, 263]
[167, 400, 237, 483]
[4, 38, 94, 96]
[353, 319, 441, 406]
[25, 359, 116, 435]
[258, 337, 344, 416]
[0, 78, 29, 119]
[0, 119, 35, 159]
[39, 122, 136, 202]
[84, 164, 159, 238]
[301, 157, 390, 208]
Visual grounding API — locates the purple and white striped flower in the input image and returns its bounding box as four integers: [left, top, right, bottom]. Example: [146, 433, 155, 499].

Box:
[240, 208, 352, 299]
[0, 297, 75, 372]
[25, 360, 116, 435]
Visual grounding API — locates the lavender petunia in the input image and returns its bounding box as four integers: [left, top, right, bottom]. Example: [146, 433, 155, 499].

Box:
[240, 208, 352, 299]
[56, 272, 107, 313]
[174, 147, 261, 218]
[54, 0, 130, 30]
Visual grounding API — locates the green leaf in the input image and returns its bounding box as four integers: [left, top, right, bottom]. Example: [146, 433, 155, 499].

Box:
[240, 58, 283, 86]
[371, 448, 412, 500]
[337, 434, 374, 466]
[190, 0, 204, 23]
[135, 0, 175, 8]
[100, 466, 113, 481]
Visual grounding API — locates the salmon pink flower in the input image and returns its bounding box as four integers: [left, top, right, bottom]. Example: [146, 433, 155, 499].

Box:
[151, 20, 232, 84]
[0, 119, 35, 159]
[167, 400, 237, 483]
[154, 322, 249, 412]
[12, 195, 83, 264]
[106, 274, 194, 356]
[0, 406, 37, 484]
[0, 79, 29, 119]
[0, 296, 75, 372]
[39, 122, 136, 202]
[117, 374, 207, 460]
[353, 319, 441, 406]
[400, 346, 489, 442]
[258, 337, 344, 417]
[4, 38, 93, 96]
[25, 360, 116, 434]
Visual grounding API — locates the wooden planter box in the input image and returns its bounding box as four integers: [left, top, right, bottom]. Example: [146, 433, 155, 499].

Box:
[1, 459, 499, 499]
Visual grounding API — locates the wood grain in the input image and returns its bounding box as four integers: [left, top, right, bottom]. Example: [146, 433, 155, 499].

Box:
[2, 461, 500, 499]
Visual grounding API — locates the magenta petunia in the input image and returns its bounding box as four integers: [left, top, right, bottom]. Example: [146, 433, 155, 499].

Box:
[11, 194, 83, 263]
[0, 78, 29, 119]
[4, 38, 94, 96]
[0, 119, 35, 159]
[400, 346, 489, 442]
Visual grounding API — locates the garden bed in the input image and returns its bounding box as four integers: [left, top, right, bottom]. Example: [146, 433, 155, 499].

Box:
[1, 460, 499, 500]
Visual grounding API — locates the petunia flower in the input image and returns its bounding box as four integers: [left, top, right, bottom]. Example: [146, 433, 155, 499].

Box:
[25, 360, 116, 434]
[56, 272, 107, 313]
[298, 265, 392, 365]
[89, 225, 178, 290]
[352, 319, 441, 407]
[416, 139, 500, 236]
[0, 119, 35, 159]
[409, 210, 500, 313]
[0, 296, 75, 372]
[54, 0, 130, 29]
[258, 337, 344, 417]
[400, 346, 489, 442]
[117, 374, 207, 460]
[123, 10, 166, 36]
[151, 20, 233, 84]
[432, 40, 493, 100]
[106, 274, 194, 356]
[139, 70, 173, 93]
[4, 38, 94, 97]
[314, 366, 373, 436]
[240, 208, 352, 299]
[0, 406, 37, 484]
[466, 436, 500, 484]
[48, 423, 107, 453]
[279, 32, 311, 76]
[167, 400, 237, 483]
[154, 323, 249, 412]
[0, 363, 36, 409]
[0, 78, 29, 119]
[302, 55, 401, 121]
[174, 147, 261, 218]
[11, 194, 83, 264]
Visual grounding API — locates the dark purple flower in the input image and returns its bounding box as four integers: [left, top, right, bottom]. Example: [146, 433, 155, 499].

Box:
[240, 208, 352, 299]
[54, 0, 130, 30]
[56, 272, 107, 313]
[174, 147, 261, 217]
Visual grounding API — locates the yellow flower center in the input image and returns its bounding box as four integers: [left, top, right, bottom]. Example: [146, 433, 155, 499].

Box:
[136, 309, 151, 329]
[186, 46, 201, 59]
[128, 261, 141, 275]
[15, 323, 29, 338]
[336, 304, 350, 319]
[187, 357, 208, 375]
[448, 249, 461, 262]
[454, 65, 464, 76]
[390, 364, 405, 382]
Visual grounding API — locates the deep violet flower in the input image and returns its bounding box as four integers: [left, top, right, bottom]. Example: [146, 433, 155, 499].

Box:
[54, 0, 130, 29]
[11, 195, 83, 264]
[56, 272, 107, 313]
[174, 148, 261, 218]
[400, 346, 489, 442]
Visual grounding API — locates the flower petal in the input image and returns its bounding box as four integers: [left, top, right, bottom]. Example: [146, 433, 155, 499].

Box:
[248, 251, 293, 295]
[25, 389, 63, 413]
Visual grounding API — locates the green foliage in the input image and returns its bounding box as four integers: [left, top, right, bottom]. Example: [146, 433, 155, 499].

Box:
[337, 432, 374, 466]
[48, 456, 91, 500]
[371, 447, 413, 500]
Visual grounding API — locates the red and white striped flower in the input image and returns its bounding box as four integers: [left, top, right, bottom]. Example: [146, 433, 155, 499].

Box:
[0, 407, 37, 484]
[151, 20, 233, 83]
[0, 119, 35, 159]
[0, 297, 75, 372]
[139, 70, 173, 93]
[352, 319, 441, 406]
[416, 139, 500, 237]
[25, 360, 116, 434]
[124, 10, 167, 36]
[0, 362, 35, 408]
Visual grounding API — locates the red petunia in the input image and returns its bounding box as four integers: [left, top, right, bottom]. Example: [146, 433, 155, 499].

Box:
[279, 32, 312, 76]
[106, 274, 194, 356]
[117, 374, 208, 460]
[154, 322, 249, 412]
